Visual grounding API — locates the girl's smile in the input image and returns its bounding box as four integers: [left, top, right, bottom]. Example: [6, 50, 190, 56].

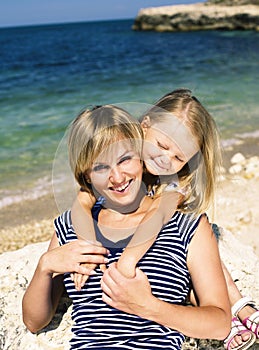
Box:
[142, 119, 199, 176]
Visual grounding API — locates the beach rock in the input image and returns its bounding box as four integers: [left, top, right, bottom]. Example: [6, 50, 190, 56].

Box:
[229, 163, 243, 174]
[1, 234, 259, 350]
[132, 1, 259, 32]
[228, 153, 259, 178]
[0, 241, 73, 350]
[230, 152, 246, 164]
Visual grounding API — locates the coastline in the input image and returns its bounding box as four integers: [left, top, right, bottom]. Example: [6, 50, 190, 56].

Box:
[0, 136, 258, 256]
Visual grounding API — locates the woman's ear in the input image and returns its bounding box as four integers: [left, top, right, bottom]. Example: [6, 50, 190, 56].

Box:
[141, 115, 151, 135]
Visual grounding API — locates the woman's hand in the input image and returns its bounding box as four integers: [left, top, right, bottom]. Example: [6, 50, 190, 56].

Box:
[101, 262, 154, 317]
[41, 239, 109, 276]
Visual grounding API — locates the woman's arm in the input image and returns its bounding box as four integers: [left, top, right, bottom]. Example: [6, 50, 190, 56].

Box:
[22, 233, 109, 333]
[101, 215, 231, 340]
[117, 191, 179, 278]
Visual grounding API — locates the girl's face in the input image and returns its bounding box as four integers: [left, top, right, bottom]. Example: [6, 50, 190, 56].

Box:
[142, 116, 199, 176]
[88, 139, 143, 209]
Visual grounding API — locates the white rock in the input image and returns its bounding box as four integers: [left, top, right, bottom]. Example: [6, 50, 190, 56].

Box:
[229, 163, 243, 174]
[230, 152, 246, 164]
[235, 210, 253, 224]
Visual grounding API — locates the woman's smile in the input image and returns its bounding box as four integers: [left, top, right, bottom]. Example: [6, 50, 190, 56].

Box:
[109, 179, 132, 193]
[89, 139, 143, 209]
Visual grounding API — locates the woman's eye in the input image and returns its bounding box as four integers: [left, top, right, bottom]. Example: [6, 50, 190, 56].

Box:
[118, 155, 132, 164]
[92, 164, 109, 172]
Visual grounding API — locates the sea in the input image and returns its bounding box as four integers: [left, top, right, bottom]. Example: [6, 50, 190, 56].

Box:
[0, 19, 259, 210]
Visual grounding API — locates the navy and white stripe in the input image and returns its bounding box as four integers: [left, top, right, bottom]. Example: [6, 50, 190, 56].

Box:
[54, 208, 201, 349]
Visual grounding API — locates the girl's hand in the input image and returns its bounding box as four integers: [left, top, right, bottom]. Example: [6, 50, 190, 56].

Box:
[101, 262, 154, 317]
[72, 262, 107, 291]
[72, 263, 98, 291]
[41, 239, 109, 276]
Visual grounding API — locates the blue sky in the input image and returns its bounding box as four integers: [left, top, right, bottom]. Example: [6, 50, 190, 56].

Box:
[0, 0, 206, 28]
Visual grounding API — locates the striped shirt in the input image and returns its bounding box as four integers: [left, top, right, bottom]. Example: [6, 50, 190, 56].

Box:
[54, 206, 201, 350]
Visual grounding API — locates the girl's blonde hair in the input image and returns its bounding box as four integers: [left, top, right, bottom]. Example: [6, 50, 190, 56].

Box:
[142, 88, 222, 215]
[68, 105, 144, 194]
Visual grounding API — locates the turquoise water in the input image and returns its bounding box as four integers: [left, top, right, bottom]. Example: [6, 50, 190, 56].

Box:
[0, 20, 258, 206]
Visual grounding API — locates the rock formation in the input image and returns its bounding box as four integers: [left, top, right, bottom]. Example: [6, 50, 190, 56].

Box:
[132, 1, 259, 32]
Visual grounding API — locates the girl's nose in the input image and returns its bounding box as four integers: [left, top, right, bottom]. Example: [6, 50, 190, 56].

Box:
[160, 154, 171, 165]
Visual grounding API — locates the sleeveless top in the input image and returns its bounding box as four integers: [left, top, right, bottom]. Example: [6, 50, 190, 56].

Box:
[54, 204, 202, 350]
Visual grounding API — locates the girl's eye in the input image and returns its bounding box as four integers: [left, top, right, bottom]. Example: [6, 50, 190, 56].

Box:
[92, 164, 109, 172]
[157, 141, 169, 150]
[175, 155, 184, 162]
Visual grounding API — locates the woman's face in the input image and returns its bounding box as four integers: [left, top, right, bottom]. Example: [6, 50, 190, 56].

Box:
[142, 117, 199, 176]
[88, 139, 143, 209]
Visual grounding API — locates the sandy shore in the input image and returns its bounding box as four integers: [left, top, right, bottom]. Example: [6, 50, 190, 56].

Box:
[0, 193, 58, 253]
[212, 137, 259, 257]
[0, 136, 258, 256]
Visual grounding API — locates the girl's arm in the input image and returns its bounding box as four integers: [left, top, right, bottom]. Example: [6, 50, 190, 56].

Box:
[71, 191, 108, 290]
[22, 234, 109, 333]
[71, 190, 96, 242]
[117, 191, 179, 278]
[101, 215, 231, 340]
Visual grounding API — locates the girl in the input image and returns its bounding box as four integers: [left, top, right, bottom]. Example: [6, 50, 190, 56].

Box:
[71, 89, 258, 350]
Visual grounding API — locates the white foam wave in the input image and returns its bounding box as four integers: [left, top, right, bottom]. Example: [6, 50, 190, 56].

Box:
[221, 129, 259, 148]
[0, 176, 53, 209]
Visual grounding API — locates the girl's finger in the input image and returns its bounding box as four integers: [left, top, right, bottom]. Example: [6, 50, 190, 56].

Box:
[81, 274, 90, 287]
[99, 263, 107, 273]
[74, 272, 84, 291]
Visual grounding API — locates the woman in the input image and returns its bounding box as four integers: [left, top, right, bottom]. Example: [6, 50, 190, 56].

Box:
[22, 104, 231, 349]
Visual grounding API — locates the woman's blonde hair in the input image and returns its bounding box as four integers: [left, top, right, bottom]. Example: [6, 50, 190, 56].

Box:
[68, 105, 144, 194]
[142, 88, 222, 215]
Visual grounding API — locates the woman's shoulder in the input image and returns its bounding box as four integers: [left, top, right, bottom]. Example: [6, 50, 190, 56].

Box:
[54, 210, 72, 229]
[54, 210, 76, 245]
[167, 210, 203, 236]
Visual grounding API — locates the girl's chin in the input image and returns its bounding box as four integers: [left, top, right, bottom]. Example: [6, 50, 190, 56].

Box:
[146, 164, 163, 176]
[145, 162, 158, 174]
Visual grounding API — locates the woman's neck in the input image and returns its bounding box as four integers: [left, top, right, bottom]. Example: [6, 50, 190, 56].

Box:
[97, 196, 151, 243]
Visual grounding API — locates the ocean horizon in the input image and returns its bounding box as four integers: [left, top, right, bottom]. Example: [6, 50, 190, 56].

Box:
[0, 19, 258, 209]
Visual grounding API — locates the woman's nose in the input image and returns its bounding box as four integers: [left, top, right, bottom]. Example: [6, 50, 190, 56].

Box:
[109, 165, 125, 183]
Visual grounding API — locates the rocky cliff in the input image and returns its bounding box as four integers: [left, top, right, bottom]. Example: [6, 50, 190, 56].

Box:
[133, 1, 259, 32]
